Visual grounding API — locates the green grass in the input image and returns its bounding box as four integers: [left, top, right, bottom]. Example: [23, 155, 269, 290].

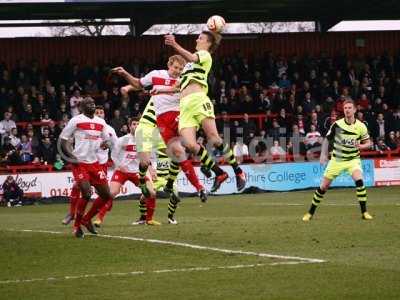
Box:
[1, 187, 400, 300]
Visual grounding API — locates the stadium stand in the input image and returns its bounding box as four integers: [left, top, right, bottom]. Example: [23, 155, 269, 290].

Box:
[0, 34, 399, 172]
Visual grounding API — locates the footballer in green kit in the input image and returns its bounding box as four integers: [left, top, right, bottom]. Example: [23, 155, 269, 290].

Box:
[303, 99, 374, 221]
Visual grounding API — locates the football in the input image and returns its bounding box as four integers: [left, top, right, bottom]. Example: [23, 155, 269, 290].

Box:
[206, 15, 226, 32]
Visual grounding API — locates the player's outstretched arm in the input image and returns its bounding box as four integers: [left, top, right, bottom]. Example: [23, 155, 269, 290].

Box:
[111, 67, 142, 90]
[164, 35, 198, 63]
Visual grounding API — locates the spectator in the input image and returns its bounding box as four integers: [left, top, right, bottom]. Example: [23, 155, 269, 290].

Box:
[295, 114, 306, 135]
[9, 127, 21, 148]
[20, 104, 35, 122]
[119, 101, 131, 120]
[38, 137, 56, 164]
[254, 141, 268, 163]
[84, 79, 99, 95]
[70, 89, 83, 117]
[2, 175, 24, 207]
[242, 113, 257, 142]
[302, 92, 316, 113]
[19, 134, 33, 163]
[357, 93, 370, 110]
[270, 140, 286, 156]
[0, 112, 16, 137]
[233, 140, 249, 164]
[26, 129, 40, 154]
[32, 93, 48, 118]
[285, 93, 297, 115]
[278, 73, 291, 89]
[41, 112, 52, 123]
[46, 86, 58, 119]
[395, 131, 400, 147]
[118, 124, 129, 137]
[304, 124, 322, 150]
[268, 119, 284, 141]
[386, 131, 398, 150]
[131, 102, 141, 118]
[373, 113, 390, 139]
[375, 138, 390, 153]
[290, 124, 306, 155]
[215, 80, 226, 102]
[55, 102, 71, 121]
[110, 109, 125, 134]
[217, 111, 231, 134]
[47, 120, 61, 138]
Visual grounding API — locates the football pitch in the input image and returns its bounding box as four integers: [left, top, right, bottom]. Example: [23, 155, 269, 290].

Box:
[1, 187, 399, 300]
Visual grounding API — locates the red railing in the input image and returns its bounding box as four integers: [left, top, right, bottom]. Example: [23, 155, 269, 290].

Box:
[0, 163, 53, 174]
[2, 149, 399, 174]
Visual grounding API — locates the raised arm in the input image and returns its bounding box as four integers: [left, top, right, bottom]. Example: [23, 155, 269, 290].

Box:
[111, 67, 142, 90]
[164, 35, 199, 63]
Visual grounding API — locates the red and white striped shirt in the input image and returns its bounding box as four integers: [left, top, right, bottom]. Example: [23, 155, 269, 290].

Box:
[111, 134, 140, 173]
[140, 70, 179, 116]
[60, 114, 109, 164]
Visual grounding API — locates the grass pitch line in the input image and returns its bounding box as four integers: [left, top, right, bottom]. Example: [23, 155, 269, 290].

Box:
[0, 262, 313, 285]
[14, 229, 326, 264]
[255, 203, 374, 207]
[98, 233, 326, 263]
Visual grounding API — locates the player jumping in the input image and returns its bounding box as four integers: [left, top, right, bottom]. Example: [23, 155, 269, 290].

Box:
[164, 32, 246, 192]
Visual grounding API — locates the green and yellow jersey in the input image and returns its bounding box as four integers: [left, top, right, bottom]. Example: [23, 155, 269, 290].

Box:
[180, 50, 212, 93]
[326, 118, 370, 161]
[139, 98, 157, 127]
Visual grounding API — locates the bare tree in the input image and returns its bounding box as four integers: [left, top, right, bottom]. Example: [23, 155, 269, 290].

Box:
[143, 22, 314, 35]
[245, 22, 314, 33]
[48, 19, 127, 37]
[144, 23, 210, 35]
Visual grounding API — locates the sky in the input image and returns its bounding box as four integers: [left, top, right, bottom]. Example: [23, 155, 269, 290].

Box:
[0, 20, 399, 37]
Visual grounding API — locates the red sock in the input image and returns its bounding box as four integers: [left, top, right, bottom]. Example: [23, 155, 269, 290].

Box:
[83, 197, 109, 223]
[97, 198, 113, 221]
[70, 184, 80, 216]
[74, 198, 88, 228]
[146, 197, 156, 221]
[179, 160, 203, 191]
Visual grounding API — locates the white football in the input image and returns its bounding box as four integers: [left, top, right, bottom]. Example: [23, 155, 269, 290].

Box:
[207, 15, 226, 33]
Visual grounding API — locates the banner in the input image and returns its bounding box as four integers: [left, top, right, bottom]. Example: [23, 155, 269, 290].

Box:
[0, 159, 379, 198]
[374, 159, 400, 186]
[0, 171, 141, 198]
[176, 159, 375, 194]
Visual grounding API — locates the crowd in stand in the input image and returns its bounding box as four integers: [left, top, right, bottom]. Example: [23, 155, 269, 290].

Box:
[0, 49, 400, 168]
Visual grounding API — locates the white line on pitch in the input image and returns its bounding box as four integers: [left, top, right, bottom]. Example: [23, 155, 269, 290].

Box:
[11, 229, 326, 263]
[0, 262, 312, 285]
[254, 203, 385, 207]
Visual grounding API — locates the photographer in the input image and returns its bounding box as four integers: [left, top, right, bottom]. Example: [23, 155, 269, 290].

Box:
[2, 176, 24, 207]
